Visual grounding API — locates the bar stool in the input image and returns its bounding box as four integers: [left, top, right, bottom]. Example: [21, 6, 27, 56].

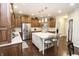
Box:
[68, 41, 74, 56]
[44, 38, 53, 55]
[44, 39, 53, 49]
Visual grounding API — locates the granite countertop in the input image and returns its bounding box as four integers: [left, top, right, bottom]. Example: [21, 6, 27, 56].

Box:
[32, 32, 57, 39]
[13, 27, 56, 33]
[0, 32, 22, 47]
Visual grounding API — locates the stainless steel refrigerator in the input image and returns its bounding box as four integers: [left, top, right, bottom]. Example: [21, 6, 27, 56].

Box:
[21, 23, 31, 40]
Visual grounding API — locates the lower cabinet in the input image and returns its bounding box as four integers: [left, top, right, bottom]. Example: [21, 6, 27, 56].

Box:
[0, 43, 22, 56]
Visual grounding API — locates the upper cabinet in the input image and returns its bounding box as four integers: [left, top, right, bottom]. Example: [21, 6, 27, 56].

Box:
[15, 17, 21, 27]
[48, 17, 56, 28]
[21, 15, 31, 23]
[0, 3, 11, 44]
[14, 15, 32, 27]
[10, 3, 16, 28]
[31, 18, 40, 27]
[14, 15, 21, 27]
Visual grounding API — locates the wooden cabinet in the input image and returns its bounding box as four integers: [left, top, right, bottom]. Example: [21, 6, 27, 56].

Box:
[31, 18, 40, 27]
[0, 3, 11, 44]
[10, 3, 16, 28]
[11, 13, 16, 28]
[0, 43, 22, 56]
[21, 15, 31, 23]
[48, 17, 56, 28]
[0, 49, 9, 56]
[15, 18, 21, 27]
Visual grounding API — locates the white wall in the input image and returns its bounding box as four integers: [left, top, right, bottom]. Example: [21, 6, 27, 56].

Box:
[68, 8, 79, 47]
[56, 8, 79, 47]
[56, 14, 68, 36]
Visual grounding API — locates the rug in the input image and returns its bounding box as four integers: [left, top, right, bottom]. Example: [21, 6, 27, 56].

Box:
[22, 41, 28, 49]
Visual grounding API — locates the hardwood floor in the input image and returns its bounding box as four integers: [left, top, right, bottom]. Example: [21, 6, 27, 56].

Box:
[22, 36, 69, 56]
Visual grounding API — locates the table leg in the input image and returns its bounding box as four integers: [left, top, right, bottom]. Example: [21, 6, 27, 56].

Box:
[42, 39, 44, 55]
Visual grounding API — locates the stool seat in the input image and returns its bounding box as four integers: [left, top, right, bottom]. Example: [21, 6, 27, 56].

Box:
[44, 40, 52, 44]
[52, 39, 57, 41]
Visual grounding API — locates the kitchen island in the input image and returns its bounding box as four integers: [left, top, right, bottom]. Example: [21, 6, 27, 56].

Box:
[32, 32, 58, 55]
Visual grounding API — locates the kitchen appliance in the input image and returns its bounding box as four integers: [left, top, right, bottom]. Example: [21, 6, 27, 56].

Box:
[21, 23, 31, 40]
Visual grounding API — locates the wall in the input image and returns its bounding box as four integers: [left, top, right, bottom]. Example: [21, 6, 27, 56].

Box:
[56, 8, 79, 47]
[68, 8, 79, 47]
[56, 14, 68, 36]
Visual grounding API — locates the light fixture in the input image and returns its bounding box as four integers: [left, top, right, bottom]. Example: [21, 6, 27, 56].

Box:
[45, 18, 47, 22]
[70, 3, 75, 6]
[32, 14, 34, 16]
[39, 20, 41, 23]
[64, 15, 68, 19]
[14, 5, 17, 9]
[42, 18, 44, 23]
[58, 10, 62, 13]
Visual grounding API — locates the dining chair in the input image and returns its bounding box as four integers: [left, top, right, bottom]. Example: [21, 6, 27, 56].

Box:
[68, 40, 74, 56]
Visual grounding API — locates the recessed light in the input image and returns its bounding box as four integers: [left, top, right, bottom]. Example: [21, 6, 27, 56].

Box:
[19, 11, 22, 14]
[32, 14, 34, 16]
[70, 3, 75, 6]
[64, 15, 68, 19]
[14, 5, 17, 9]
[58, 10, 62, 13]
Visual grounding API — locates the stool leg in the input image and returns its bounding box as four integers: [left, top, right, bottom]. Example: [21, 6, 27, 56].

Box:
[68, 45, 72, 56]
[72, 44, 74, 54]
[56, 42, 58, 55]
[47, 44, 49, 55]
[69, 48, 72, 56]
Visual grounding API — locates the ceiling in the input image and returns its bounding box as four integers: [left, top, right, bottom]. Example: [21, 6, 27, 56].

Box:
[13, 3, 79, 17]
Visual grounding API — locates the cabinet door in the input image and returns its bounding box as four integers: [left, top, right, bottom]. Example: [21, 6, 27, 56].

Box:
[48, 18, 56, 28]
[31, 19, 34, 27]
[21, 16, 31, 23]
[0, 43, 22, 56]
[0, 49, 9, 56]
[0, 3, 11, 44]
[16, 18, 21, 27]
[10, 3, 16, 28]
[8, 45, 18, 56]
[35, 19, 40, 27]
[8, 44, 22, 56]
[31, 19, 40, 27]
[11, 13, 16, 28]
